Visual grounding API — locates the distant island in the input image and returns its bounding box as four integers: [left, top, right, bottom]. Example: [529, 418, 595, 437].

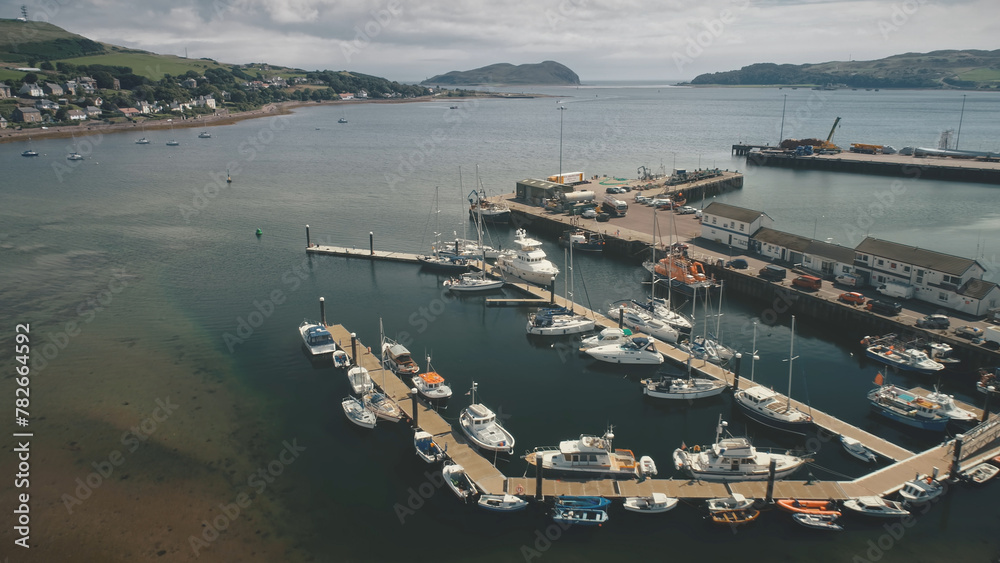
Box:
[685, 49, 1000, 90]
[421, 61, 580, 86]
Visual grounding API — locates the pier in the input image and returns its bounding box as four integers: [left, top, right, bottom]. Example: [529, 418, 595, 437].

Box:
[745, 150, 1000, 184]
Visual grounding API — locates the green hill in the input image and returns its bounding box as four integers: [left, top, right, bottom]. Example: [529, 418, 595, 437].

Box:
[688, 50, 1000, 89]
[422, 61, 580, 86]
[0, 19, 105, 62]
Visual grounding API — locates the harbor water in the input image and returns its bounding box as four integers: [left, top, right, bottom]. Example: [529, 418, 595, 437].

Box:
[2, 85, 999, 562]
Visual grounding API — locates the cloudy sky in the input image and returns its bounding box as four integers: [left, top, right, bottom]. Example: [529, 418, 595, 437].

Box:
[23, 0, 1000, 82]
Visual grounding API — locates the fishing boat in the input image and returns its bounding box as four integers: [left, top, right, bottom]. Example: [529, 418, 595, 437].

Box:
[524, 427, 642, 479]
[559, 229, 605, 252]
[459, 382, 515, 454]
[607, 304, 678, 343]
[363, 391, 402, 422]
[347, 365, 374, 395]
[555, 496, 611, 510]
[708, 508, 759, 526]
[776, 499, 841, 517]
[623, 493, 678, 514]
[526, 306, 595, 336]
[641, 373, 728, 400]
[495, 228, 559, 286]
[585, 336, 663, 365]
[478, 494, 528, 512]
[442, 462, 477, 500]
[645, 254, 719, 297]
[413, 430, 446, 463]
[862, 335, 944, 375]
[898, 476, 945, 504]
[298, 321, 339, 355]
[672, 416, 807, 482]
[840, 435, 877, 463]
[21, 148, 38, 157]
[922, 387, 977, 422]
[976, 367, 999, 396]
[705, 494, 752, 513]
[381, 339, 420, 375]
[843, 496, 909, 518]
[579, 327, 631, 350]
[867, 375, 949, 431]
[552, 507, 608, 527]
[468, 186, 511, 224]
[198, 131, 211, 138]
[341, 396, 376, 429]
[924, 342, 960, 365]
[734, 316, 813, 436]
[338, 117, 348, 124]
[135, 137, 150, 145]
[960, 462, 999, 484]
[411, 359, 452, 400]
[793, 513, 843, 531]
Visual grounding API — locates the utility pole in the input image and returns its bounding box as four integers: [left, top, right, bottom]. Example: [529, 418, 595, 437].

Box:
[558, 105, 566, 180]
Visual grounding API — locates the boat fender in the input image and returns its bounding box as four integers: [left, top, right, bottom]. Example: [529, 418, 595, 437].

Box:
[516, 485, 524, 495]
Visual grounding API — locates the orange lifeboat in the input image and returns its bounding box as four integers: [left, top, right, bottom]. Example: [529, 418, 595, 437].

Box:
[776, 499, 842, 517]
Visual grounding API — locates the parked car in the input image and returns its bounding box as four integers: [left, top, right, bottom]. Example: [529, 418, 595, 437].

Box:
[954, 325, 985, 340]
[605, 186, 624, 194]
[725, 258, 749, 270]
[634, 195, 650, 204]
[916, 314, 950, 329]
[866, 300, 902, 316]
[792, 275, 823, 291]
[581, 208, 597, 219]
[649, 198, 671, 207]
[677, 205, 697, 215]
[839, 292, 866, 306]
[759, 265, 787, 281]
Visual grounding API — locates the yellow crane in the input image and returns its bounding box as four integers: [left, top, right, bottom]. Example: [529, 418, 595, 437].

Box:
[819, 117, 841, 152]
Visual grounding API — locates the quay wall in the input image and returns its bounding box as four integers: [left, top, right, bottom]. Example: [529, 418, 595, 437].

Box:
[746, 151, 1000, 184]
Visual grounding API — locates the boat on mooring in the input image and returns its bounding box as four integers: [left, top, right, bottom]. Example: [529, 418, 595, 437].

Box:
[559, 229, 605, 252]
[363, 391, 402, 422]
[381, 339, 420, 375]
[840, 435, 877, 463]
[623, 493, 678, 514]
[347, 365, 374, 395]
[641, 372, 728, 400]
[413, 430, 446, 463]
[672, 416, 808, 482]
[341, 396, 376, 429]
[585, 335, 663, 365]
[793, 513, 843, 531]
[776, 499, 841, 517]
[468, 187, 511, 224]
[867, 375, 949, 431]
[524, 427, 648, 479]
[442, 462, 477, 500]
[898, 476, 945, 504]
[862, 335, 944, 375]
[960, 462, 999, 484]
[922, 387, 977, 422]
[607, 304, 678, 343]
[552, 507, 608, 527]
[459, 382, 515, 454]
[526, 306, 595, 336]
[495, 228, 559, 286]
[843, 496, 909, 518]
[706, 493, 754, 512]
[579, 327, 631, 350]
[299, 320, 338, 356]
[411, 359, 453, 400]
[478, 494, 528, 512]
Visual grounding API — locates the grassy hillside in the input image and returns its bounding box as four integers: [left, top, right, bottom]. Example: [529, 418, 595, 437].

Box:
[56, 49, 230, 80]
[0, 19, 104, 62]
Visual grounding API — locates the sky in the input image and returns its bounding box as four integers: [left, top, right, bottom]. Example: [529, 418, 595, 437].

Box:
[14, 0, 1000, 83]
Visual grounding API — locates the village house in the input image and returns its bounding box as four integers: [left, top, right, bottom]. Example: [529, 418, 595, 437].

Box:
[85, 105, 102, 118]
[181, 77, 198, 88]
[44, 82, 63, 96]
[750, 227, 812, 263]
[700, 202, 773, 251]
[135, 101, 154, 114]
[0, 116, 7, 128]
[12, 106, 42, 123]
[118, 107, 140, 118]
[34, 99, 58, 111]
[0, 83, 12, 98]
[66, 109, 87, 121]
[18, 82, 44, 97]
[194, 95, 216, 109]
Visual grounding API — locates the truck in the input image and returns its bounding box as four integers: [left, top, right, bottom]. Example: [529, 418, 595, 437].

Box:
[876, 280, 915, 300]
[558, 190, 596, 204]
[548, 172, 584, 185]
[601, 196, 628, 217]
[835, 273, 862, 287]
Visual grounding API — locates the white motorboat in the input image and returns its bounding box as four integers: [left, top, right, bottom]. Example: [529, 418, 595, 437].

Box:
[332, 350, 349, 368]
[67, 152, 84, 160]
[526, 307, 595, 336]
[632, 297, 693, 334]
[459, 382, 515, 454]
[706, 493, 754, 512]
[922, 388, 977, 422]
[840, 435, 877, 463]
[442, 462, 477, 500]
[444, 271, 504, 292]
[411, 360, 452, 400]
[495, 228, 559, 286]
[623, 493, 678, 514]
[672, 416, 807, 482]
[299, 321, 339, 356]
[524, 427, 642, 479]
[341, 396, 376, 429]
[842, 496, 910, 518]
[552, 507, 608, 527]
[641, 374, 727, 400]
[960, 462, 999, 484]
[898, 476, 945, 504]
[166, 139, 180, 146]
[198, 131, 211, 138]
[862, 335, 944, 375]
[793, 513, 843, 531]
[414, 430, 446, 463]
[135, 137, 150, 145]
[579, 327, 631, 350]
[608, 304, 679, 343]
[478, 494, 528, 512]
[347, 365, 374, 395]
[363, 391, 402, 422]
[924, 342, 960, 365]
[585, 336, 663, 365]
[639, 455, 658, 477]
[381, 339, 420, 375]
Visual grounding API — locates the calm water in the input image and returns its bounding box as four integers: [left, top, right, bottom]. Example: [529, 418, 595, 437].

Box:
[2, 86, 999, 562]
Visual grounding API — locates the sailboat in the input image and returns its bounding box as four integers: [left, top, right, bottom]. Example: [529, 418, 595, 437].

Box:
[444, 186, 504, 293]
[418, 187, 470, 272]
[165, 121, 179, 146]
[135, 122, 150, 145]
[680, 283, 734, 365]
[636, 207, 694, 334]
[526, 246, 594, 336]
[21, 137, 38, 157]
[640, 354, 727, 399]
[734, 316, 813, 436]
[363, 319, 404, 422]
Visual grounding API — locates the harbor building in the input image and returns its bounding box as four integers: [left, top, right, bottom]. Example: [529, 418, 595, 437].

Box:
[700, 202, 772, 251]
[801, 239, 856, 278]
[515, 178, 572, 207]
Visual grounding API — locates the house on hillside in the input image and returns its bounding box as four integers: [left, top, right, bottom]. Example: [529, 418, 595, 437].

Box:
[18, 83, 44, 97]
[135, 101, 154, 114]
[12, 107, 42, 123]
[34, 99, 58, 111]
[182, 77, 198, 88]
[118, 107, 140, 118]
[0, 83, 12, 98]
[44, 82, 63, 96]
[66, 109, 86, 121]
[194, 95, 216, 109]
[700, 202, 772, 251]
[0, 116, 8, 129]
[85, 106, 102, 118]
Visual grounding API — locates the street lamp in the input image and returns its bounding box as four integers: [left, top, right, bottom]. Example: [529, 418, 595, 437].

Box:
[558, 105, 567, 180]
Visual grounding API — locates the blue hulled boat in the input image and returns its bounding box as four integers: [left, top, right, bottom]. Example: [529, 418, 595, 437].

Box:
[867, 382, 949, 431]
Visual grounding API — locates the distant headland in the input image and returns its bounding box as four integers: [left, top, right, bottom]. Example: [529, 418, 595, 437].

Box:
[421, 61, 580, 86]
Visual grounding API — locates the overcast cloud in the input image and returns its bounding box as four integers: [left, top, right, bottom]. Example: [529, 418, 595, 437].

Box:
[20, 0, 1000, 82]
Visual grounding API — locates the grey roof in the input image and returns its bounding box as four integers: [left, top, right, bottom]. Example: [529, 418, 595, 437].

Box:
[752, 227, 812, 252]
[959, 278, 999, 300]
[805, 239, 856, 263]
[703, 202, 769, 224]
[856, 237, 979, 276]
[16, 107, 40, 113]
[518, 178, 565, 189]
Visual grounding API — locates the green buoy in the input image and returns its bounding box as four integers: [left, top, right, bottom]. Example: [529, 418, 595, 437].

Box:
[255, 228, 262, 236]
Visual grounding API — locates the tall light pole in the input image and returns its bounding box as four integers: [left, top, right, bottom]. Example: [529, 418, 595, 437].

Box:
[956, 94, 967, 150]
[558, 105, 566, 180]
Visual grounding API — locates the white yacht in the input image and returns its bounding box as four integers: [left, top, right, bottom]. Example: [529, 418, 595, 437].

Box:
[526, 306, 595, 336]
[495, 228, 559, 286]
[608, 304, 679, 343]
[341, 396, 376, 429]
[623, 493, 678, 514]
[459, 382, 515, 454]
[899, 477, 945, 504]
[843, 496, 909, 518]
[586, 336, 663, 365]
[347, 365, 374, 395]
[298, 321, 338, 356]
[524, 427, 642, 479]
[672, 417, 807, 482]
[922, 388, 977, 422]
[641, 374, 727, 399]
[579, 327, 631, 350]
[633, 297, 693, 334]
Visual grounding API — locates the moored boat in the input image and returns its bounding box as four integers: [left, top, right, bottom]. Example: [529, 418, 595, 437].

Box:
[608, 304, 678, 343]
[363, 391, 402, 422]
[960, 462, 999, 484]
[586, 336, 663, 365]
[867, 377, 949, 431]
[459, 382, 515, 454]
[862, 335, 944, 375]
[299, 320, 338, 355]
[478, 494, 528, 512]
[976, 367, 999, 396]
[442, 462, 477, 500]
[527, 306, 595, 336]
[495, 228, 559, 286]
[411, 360, 453, 400]
[793, 513, 843, 531]
[414, 430, 446, 463]
[555, 496, 611, 510]
[559, 229, 605, 252]
[341, 396, 376, 429]
[922, 388, 977, 422]
[840, 435, 877, 463]
[623, 493, 677, 514]
[706, 493, 754, 512]
[672, 416, 807, 482]
[524, 427, 642, 479]
[347, 365, 374, 395]
[842, 496, 909, 518]
[579, 327, 631, 350]
[776, 499, 841, 517]
[708, 508, 759, 526]
[552, 507, 608, 527]
[641, 374, 728, 400]
[898, 476, 944, 504]
[381, 339, 420, 375]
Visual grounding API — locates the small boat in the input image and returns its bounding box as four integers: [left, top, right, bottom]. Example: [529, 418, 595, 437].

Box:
[976, 367, 999, 396]
[442, 462, 477, 500]
[898, 476, 945, 504]
[623, 493, 678, 514]
[585, 336, 663, 365]
[840, 435, 877, 463]
[363, 391, 402, 422]
[526, 306, 595, 336]
[381, 340, 420, 375]
[341, 396, 376, 429]
[338, 117, 348, 124]
[708, 508, 759, 526]
[579, 327, 631, 350]
[347, 365, 374, 395]
[843, 496, 909, 518]
[555, 496, 611, 510]
[639, 455, 657, 477]
[298, 321, 338, 356]
[863, 336, 944, 375]
[443, 271, 504, 292]
[960, 462, 999, 484]
[793, 513, 843, 531]
[706, 493, 754, 512]
[552, 507, 608, 527]
[468, 185, 511, 224]
[478, 494, 528, 512]
[332, 350, 350, 368]
[525, 427, 642, 479]
[673, 417, 807, 482]
[776, 499, 841, 517]
[559, 229, 605, 252]
[67, 152, 84, 160]
[166, 139, 180, 146]
[411, 361, 452, 400]
[198, 131, 211, 138]
[868, 379, 949, 431]
[135, 137, 150, 145]
[641, 374, 728, 400]
[608, 304, 679, 343]
[255, 228, 262, 236]
[924, 342, 960, 365]
[459, 382, 515, 454]
[449, 105, 459, 109]
[413, 430, 446, 464]
[21, 149, 39, 157]
[418, 253, 469, 272]
[632, 297, 693, 335]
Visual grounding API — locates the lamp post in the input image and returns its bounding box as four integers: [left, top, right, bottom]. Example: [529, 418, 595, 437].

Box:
[558, 105, 567, 180]
[956, 94, 967, 150]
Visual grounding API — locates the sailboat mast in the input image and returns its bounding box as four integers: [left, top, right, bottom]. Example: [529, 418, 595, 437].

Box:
[787, 315, 796, 410]
[750, 321, 758, 383]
